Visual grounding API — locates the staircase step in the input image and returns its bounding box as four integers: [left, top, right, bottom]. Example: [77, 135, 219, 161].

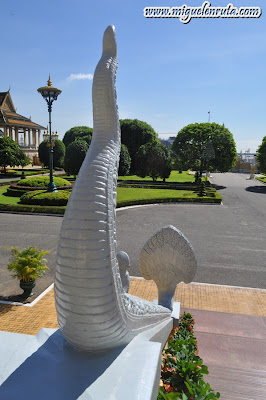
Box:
[182, 307, 266, 339]
[206, 364, 266, 400]
[179, 308, 266, 399]
[196, 331, 266, 371]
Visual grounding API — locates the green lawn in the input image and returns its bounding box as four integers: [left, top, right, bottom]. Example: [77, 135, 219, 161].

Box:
[118, 171, 196, 183]
[61, 171, 197, 183]
[60, 174, 76, 179]
[117, 187, 221, 207]
[256, 176, 266, 184]
[1, 169, 49, 177]
[0, 186, 21, 205]
[0, 178, 221, 213]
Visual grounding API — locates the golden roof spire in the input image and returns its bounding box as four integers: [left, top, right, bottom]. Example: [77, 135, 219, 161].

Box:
[47, 74, 52, 87]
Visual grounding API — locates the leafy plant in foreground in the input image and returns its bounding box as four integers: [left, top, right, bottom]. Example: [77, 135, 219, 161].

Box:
[158, 312, 220, 400]
[7, 246, 50, 282]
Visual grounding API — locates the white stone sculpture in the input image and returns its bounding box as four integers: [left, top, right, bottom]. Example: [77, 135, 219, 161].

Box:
[139, 225, 197, 311]
[54, 25, 171, 352]
[117, 251, 130, 293]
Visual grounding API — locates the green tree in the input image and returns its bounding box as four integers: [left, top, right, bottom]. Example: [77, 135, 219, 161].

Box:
[79, 135, 92, 147]
[19, 151, 31, 177]
[38, 140, 65, 168]
[118, 144, 131, 176]
[120, 119, 158, 172]
[64, 139, 89, 175]
[172, 123, 237, 176]
[161, 146, 172, 181]
[0, 137, 29, 174]
[202, 137, 215, 161]
[256, 137, 266, 173]
[135, 141, 172, 181]
[63, 126, 93, 148]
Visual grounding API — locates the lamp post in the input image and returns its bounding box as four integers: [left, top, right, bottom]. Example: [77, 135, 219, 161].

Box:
[37, 75, 61, 192]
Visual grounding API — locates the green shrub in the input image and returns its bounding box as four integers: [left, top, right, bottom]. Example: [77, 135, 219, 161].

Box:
[119, 144, 131, 176]
[6, 187, 28, 197]
[256, 176, 266, 184]
[117, 194, 222, 208]
[118, 182, 199, 190]
[64, 140, 89, 175]
[63, 126, 93, 147]
[20, 190, 71, 206]
[7, 246, 50, 282]
[158, 312, 220, 399]
[0, 203, 66, 214]
[17, 176, 71, 188]
[38, 140, 65, 168]
[195, 181, 207, 197]
[4, 169, 49, 177]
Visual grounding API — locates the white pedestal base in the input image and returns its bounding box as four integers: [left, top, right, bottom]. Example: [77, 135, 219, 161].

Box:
[0, 311, 179, 400]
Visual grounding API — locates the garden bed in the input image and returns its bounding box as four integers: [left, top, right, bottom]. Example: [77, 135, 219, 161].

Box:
[0, 184, 222, 215]
[118, 181, 210, 191]
[117, 187, 222, 207]
[158, 312, 220, 399]
[256, 176, 266, 184]
[0, 168, 49, 177]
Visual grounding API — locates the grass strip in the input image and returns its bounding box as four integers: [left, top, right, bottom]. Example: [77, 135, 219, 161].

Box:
[0, 184, 221, 215]
[0, 185, 66, 214]
[117, 187, 221, 207]
[1, 169, 49, 177]
[118, 171, 196, 183]
[256, 176, 266, 184]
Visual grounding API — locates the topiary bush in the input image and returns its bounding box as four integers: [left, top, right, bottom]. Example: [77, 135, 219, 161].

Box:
[64, 139, 89, 175]
[63, 126, 93, 148]
[17, 176, 71, 188]
[6, 187, 28, 197]
[118, 144, 131, 176]
[120, 119, 158, 173]
[20, 190, 71, 206]
[195, 181, 207, 197]
[38, 140, 66, 168]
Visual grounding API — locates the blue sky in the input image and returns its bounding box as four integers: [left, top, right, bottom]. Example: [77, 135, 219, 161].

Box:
[1, 0, 265, 152]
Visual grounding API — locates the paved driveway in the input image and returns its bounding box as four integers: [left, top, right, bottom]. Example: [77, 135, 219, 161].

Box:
[0, 173, 265, 300]
[116, 173, 266, 289]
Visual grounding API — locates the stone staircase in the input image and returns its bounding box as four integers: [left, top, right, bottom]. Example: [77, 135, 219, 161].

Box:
[181, 308, 266, 399]
[206, 365, 266, 399]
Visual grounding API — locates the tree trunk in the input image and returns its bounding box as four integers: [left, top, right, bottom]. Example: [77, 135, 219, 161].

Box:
[199, 158, 204, 177]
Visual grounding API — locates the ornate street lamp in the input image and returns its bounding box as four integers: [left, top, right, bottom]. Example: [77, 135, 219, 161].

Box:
[37, 75, 61, 192]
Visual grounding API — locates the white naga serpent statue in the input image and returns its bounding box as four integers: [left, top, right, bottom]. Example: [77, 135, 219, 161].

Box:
[54, 25, 177, 352]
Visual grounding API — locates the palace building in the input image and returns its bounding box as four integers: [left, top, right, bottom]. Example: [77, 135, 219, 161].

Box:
[0, 90, 46, 162]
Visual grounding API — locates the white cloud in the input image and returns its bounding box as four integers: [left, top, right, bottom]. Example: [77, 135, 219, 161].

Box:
[67, 73, 93, 81]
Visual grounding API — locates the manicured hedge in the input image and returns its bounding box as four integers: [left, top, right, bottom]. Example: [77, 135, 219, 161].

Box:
[9, 183, 73, 192]
[17, 176, 71, 187]
[6, 187, 28, 197]
[6, 169, 49, 177]
[0, 191, 222, 215]
[118, 183, 200, 191]
[0, 180, 18, 187]
[0, 203, 66, 214]
[117, 193, 222, 208]
[256, 176, 266, 184]
[158, 312, 220, 399]
[20, 190, 71, 206]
